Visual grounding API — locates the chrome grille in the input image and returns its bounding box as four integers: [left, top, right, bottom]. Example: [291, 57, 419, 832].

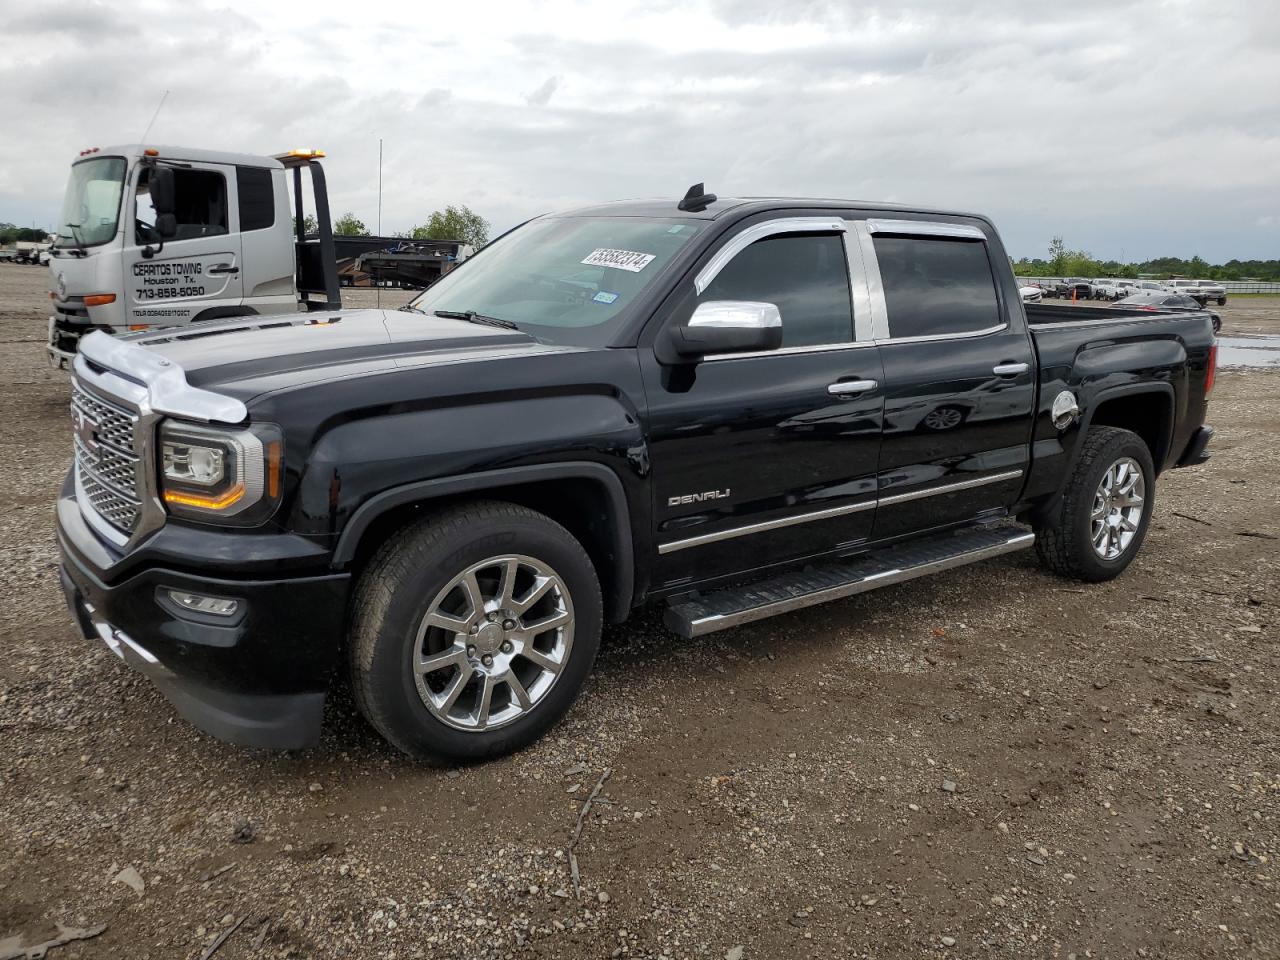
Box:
[71, 381, 141, 535]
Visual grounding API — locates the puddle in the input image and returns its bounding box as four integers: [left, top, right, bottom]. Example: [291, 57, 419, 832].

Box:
[1217, 335, 1280, 369]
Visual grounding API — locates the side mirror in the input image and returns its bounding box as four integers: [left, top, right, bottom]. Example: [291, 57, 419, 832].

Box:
[150, 166, 176, 216]
[156, 213, 177, 239]
[661, 300, 783, 362]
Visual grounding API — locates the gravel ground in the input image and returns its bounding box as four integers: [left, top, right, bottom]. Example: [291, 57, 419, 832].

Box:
[1, 262, 1277, 959]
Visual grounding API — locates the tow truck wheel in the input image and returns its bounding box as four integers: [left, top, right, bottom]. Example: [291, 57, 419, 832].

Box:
[349, 501, 602, 762]
[1034, 426, 1155, 582]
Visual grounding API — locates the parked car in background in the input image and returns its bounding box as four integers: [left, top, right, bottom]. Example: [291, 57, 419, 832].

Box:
[1092, 279, 1138, 301]
[1167, 279, 1211, 305]
[1053, 277, 1094, 300]
[1117, 291, 1222, 333]
[1134, 280, 1172, 295]
[1193, 280, 1227, 306]
[1018, 282, 1044, 302]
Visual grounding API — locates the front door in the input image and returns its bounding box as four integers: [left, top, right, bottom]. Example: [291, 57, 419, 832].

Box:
[640, 219, 884, 591]
[859, 220, 1035, 540]
[126, 161, 243, 328]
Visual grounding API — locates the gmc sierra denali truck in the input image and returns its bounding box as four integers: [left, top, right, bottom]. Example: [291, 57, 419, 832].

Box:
[56, 190, 1217, 761]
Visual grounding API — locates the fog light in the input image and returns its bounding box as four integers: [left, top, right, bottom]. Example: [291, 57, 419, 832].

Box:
[166, 589, 239, 617]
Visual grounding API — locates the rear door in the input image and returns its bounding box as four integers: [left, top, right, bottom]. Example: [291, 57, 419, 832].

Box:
[640, 215, 884, 590]
[126, 162, 243, 327]
[854, 218, 1035, 540]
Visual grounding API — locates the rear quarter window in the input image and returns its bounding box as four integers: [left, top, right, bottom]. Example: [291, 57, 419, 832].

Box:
[873, 235, 1000, 339]
[237, 166, 275, 232]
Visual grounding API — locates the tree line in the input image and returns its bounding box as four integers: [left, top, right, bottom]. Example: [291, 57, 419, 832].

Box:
[1013, 236, 1280, 281]
[0, 223, 49, 244]
[315, 205, 490, 248]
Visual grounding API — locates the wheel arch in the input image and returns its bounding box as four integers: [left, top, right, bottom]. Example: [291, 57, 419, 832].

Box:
[1031, 382, 1173, 526]
[333, 462, 635, 622]
[1085, 384, 1175, 473]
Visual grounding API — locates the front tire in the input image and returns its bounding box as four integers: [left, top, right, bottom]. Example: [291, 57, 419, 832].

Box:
[349, 501, 602, 761]
[1035, 426, 1155, 582]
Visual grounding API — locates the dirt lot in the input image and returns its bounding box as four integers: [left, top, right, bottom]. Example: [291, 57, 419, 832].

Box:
[1, 261, 1277, 959]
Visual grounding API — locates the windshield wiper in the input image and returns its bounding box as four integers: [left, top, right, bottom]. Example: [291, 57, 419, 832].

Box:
[397, 303, 427, 314]
[432, 309, 518, 330]
[60, 222, 88, 257]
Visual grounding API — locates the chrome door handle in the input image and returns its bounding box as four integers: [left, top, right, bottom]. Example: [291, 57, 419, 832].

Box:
[828, 379, 878, 396]
[992, 362, 1028, 377]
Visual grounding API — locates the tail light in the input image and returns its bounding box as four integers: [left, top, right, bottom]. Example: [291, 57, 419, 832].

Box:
[1204, 343, 1217, 397]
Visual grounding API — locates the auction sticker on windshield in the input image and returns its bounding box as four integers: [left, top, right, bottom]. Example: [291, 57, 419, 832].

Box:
[580, 248, 656, 272]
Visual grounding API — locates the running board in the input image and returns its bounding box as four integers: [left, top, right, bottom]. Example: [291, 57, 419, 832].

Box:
[663, 524, 1036, 638]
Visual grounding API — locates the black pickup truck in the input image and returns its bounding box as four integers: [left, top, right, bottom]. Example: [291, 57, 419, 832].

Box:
[56, 191, 1217, 761]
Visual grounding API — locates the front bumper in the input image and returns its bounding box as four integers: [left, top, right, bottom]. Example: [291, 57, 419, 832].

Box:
[57, 477, 351, 750]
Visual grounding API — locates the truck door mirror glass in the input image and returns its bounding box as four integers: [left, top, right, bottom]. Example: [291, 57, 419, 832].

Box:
[662, 300, 783, 362]
[156, 213, 177, 239]
[149, 166, 176, 216]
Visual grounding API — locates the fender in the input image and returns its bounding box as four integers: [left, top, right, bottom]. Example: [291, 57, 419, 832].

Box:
[331, 461, 636, 618]
[1034, 381, 1175, 521]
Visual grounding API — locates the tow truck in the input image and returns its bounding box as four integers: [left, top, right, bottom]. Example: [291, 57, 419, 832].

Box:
[45, 145, 468, 364]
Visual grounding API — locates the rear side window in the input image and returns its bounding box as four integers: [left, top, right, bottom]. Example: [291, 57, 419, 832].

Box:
[237, 166, 275, 231]
[874, 236, 999, 338]
[700, 233, 853, 347]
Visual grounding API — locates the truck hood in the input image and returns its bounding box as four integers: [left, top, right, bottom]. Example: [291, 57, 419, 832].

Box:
[128, 308, 572, 400]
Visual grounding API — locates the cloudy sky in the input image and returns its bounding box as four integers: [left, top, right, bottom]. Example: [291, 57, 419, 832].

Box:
[1, 0, 1277, 262]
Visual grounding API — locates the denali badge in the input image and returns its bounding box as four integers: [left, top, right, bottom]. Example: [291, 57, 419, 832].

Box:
[668, 489, 731, 507]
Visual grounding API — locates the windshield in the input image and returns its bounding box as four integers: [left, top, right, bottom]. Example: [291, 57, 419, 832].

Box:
[54, 156, 127, 248]
[408, 216, 704, 346]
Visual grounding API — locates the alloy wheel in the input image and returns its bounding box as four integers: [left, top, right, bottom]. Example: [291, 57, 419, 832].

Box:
[412, 554, 574, 731]
[1090, 457, 1145, 560]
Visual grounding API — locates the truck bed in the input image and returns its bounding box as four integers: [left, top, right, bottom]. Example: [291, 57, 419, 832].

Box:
[1024, 302, 1216, 327]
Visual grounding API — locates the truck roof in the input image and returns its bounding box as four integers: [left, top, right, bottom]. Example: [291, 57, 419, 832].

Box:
[556, 196, 988, 223]
[84, 144, 285, 169]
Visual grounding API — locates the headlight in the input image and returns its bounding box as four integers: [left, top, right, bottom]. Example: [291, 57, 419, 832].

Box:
[159, 421, 283, 524]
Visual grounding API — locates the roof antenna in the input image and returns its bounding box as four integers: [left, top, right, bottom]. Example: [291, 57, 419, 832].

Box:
[677, 182, 717, 213]
[139, 89, 170, 143]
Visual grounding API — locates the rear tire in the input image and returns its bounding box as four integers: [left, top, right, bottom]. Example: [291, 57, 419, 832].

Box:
[349, 501, 602, 761]
[1035, 426, 1155, 582]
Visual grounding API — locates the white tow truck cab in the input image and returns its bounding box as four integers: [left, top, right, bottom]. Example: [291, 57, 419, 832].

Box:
[47, 144, 343, 365]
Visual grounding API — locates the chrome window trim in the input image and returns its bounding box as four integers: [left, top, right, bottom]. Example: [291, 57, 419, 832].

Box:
[703, 339, 876, 362]
[875, 323, 1009, 346]
[658, 499, 876, 555]
[658, 468, 1024, 553]
[843, 221, 876, 343]
[876, 468, 1024, 507]
[693, 217, 847, 295]
[866, 218, 986, 240]
[850, 221, 891, 341]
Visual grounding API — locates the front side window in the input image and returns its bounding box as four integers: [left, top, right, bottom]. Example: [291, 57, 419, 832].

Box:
[874, 235, 1000, 338]
[135, 167, 229, 244]
[409, 216, 703, 346]
[700, 233, 853, 347]
[54, 156, 126, 248]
